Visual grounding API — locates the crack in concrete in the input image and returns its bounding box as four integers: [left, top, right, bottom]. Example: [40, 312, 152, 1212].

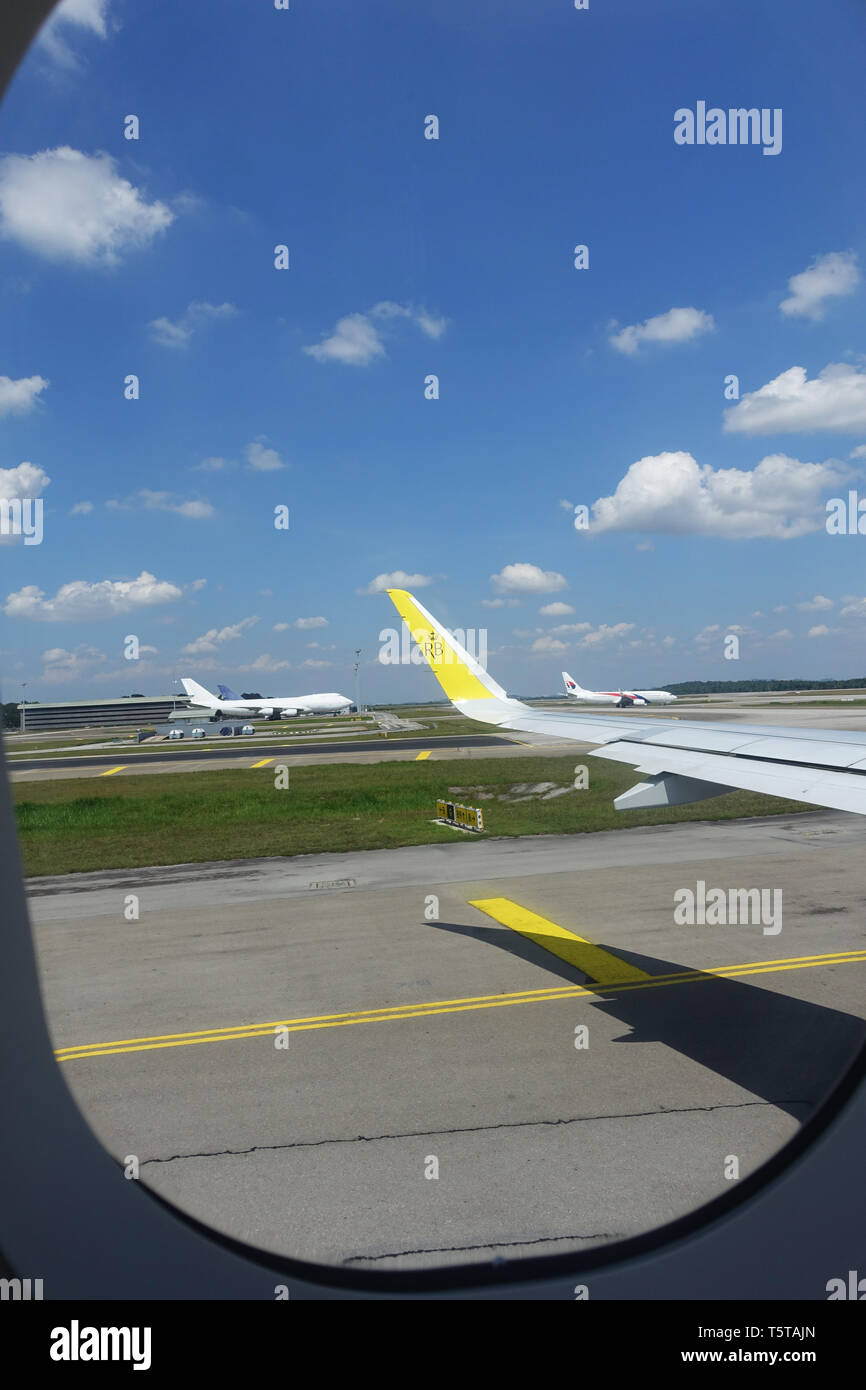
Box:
[139, 1097, 801, 1167]
[344, 1231, 623, 1263]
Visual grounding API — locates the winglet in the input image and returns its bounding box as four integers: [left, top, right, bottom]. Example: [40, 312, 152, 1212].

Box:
[386, 589, 510, 705]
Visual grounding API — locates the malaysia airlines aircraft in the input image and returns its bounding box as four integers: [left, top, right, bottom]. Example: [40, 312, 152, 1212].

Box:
[181, 678, 353, 719]
[562, 671, 676, 707]
[386, 588, 866, 814]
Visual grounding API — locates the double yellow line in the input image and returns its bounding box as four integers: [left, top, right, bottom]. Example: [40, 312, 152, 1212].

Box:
[54, 945, 866, 1065]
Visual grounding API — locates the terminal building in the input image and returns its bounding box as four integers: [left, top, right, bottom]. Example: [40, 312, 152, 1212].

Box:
[16, 695, 192, 732]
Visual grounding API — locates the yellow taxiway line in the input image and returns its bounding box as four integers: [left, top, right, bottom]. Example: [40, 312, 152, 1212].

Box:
[415, 750, 431, 760]
[55, 948, 866, 1064]
[99, 766, 127, 777]
[469, 897, 651, 984]
[250, 758, 274, 768]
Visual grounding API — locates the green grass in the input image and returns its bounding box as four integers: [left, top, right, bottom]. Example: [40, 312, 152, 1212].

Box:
[13, 755, 817, 877]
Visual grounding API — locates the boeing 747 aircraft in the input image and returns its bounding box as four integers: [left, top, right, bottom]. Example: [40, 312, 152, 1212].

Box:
[562, 671, 676, 707]
[181, 678, 353, 720]
[387, 588, 866, 814]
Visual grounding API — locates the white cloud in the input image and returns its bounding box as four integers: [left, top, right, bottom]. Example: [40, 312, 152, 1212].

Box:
[181, 617, 259, 655]
[107, 489, 215, 518]
[148, 301, 236, 348]
[294, 616, 327, 629]
[190, 578, 207, 592]
[39, 643, 107, 684]
[302, 658, 332, 668]
[796, 595, 833, 612]
[38, 0, 110, 70]
[69, 500, 93, 515]
[551, 622, 592, 634]
[305, 301, 447, 365]
[239, 654, 291, 672]
[0, 460, 50, 499]
[305, 312, 386, 366]
[609, 306, 714, 356]
[581, 623, 635, 646]
[540, 601, 574, 616]
[244, 439, 286, 471]
[5, 570, 182, 621]
[780, 251, 860, 320]
[358, 571, 434, 595]
[557, 498, 574, 512]
[587, 450, 841, 539]
[662, 635, 676, 647]
[840, 598, 866, 618]
[273, 622, 289, 632]
[0, 148, 173, 266]
[531, 636, 568, 653]
[0, 374, 49, 418]
[194, 456, 231, 471]
[491, 563, 568, 594]
[480, 597, 518, 608]
[807, 625, 834, 638]
[724, 363, 866, 435]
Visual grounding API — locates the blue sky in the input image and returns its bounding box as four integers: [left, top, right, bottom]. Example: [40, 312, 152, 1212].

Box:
[2, 0, 866, 705]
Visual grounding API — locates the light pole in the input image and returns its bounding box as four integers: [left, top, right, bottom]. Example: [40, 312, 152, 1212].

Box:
[353, 649, 361, 715]
[21, 682, 27, 732]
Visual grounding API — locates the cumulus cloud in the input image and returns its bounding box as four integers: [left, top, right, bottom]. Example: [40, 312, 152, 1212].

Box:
[480, 597, 518, 608]
[609, 306, 714, 356]
[69, 500, 93, 515]
[357, 571, 434, 595]
[0, 460, 50, 499]
[551, 622, 593, 634]
[531, 636, 568, 653]
[294, 616, 327, 629]
[5, 570, 182, 621]
[107, 489, 215, 518]
[796, 595, 833, 612]
[244, 440, 286, 471]
[37, 0, 110, 70]
[181, 616, 259, 655]
[0, 147, 173, 265]
[491, 563, 568, 594]
[148, 301, 236, 348]
[724, 363, 866, 435]
[807, 625, 835, 637]
[840, 598, 866, 618]
[780, 251, 860, 320]
[304, 301, 447, 365]
[540, 601, 574, 616]
[586, 450, 841, 539]
[238, 654, 291, 672]
[0, 374, 49, 418]
[581, 623, 635, 646]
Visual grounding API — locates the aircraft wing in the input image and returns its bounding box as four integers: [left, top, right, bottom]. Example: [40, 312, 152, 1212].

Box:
[387, 588, 866, 816]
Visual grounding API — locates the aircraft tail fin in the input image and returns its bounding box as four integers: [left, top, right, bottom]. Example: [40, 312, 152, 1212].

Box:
[217, 683, 242, 701]
[562, 671, 583, 694]
[180, 677, 217, 706]
[386, 589, 510, 706]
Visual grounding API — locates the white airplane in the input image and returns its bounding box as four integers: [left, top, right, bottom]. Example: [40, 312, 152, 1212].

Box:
[562, 671, 676, 707]
[181, 678, 353, 720]
[387, 588, 866, 814]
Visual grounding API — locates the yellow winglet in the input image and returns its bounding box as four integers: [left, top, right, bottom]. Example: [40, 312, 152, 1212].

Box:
[386, 589, 505, 704]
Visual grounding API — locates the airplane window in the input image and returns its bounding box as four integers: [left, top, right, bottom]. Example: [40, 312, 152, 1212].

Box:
[3, 0, 866, 1285]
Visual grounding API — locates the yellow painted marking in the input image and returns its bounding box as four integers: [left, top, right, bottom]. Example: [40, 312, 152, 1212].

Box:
[99, 766, 127, 777]
[469, 897, 650, 984]
[250, 758, 274, 768]
[387, 588, 493, 702]
[53, 949, 866, 1063]
[415, 750, 431, 761]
